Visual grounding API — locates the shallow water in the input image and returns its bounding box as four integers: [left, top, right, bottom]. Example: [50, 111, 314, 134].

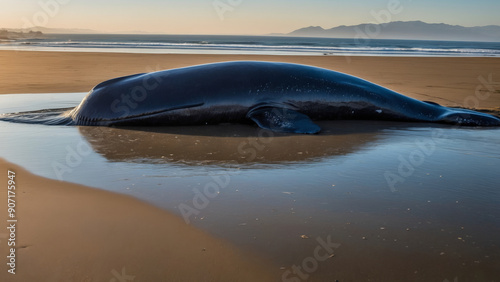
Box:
[1, 93, 499, 281]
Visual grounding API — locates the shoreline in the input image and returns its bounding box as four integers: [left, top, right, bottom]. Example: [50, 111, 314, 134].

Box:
[4, 47, 500, 58]
[1, 50, 499, 111]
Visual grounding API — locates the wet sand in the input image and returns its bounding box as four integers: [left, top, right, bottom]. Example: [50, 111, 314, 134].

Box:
[0, 158, 278, 281]
[1, 51, 500, 111]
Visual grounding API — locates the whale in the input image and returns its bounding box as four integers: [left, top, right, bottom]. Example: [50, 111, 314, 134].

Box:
[1, 61, 499, 133]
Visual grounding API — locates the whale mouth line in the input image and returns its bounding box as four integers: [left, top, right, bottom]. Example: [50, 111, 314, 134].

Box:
[75, 102, 206, 125]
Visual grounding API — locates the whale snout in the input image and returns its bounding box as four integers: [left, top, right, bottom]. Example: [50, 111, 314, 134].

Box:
[441, 109, 500, 126]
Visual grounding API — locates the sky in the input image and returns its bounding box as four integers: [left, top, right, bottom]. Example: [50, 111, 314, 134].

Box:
[1, 0, 499, 34]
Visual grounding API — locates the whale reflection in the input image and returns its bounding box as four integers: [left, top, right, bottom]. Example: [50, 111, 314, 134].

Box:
[77, 121, 441, 167]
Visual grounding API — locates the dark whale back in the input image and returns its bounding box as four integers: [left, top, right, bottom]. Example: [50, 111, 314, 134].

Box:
[69, 61, 435, 124]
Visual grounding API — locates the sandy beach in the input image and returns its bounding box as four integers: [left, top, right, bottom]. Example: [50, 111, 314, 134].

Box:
[1, 50, 499, 281]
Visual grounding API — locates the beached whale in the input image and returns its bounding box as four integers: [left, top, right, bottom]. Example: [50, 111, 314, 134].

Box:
[1, 61, 499, 133]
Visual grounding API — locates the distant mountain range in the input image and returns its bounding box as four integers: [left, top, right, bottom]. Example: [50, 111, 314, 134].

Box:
[287, 21, 500, 42]
[4, 21, 500, 42]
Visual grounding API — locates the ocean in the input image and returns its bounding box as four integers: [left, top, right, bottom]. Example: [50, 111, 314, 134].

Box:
[2, 33, 500, 56]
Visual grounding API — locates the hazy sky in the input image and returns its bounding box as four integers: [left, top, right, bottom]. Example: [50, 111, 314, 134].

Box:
[1, 0, 499, 34]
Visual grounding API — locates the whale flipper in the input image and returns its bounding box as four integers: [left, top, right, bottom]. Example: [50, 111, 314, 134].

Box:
[247, 107, 321, 134]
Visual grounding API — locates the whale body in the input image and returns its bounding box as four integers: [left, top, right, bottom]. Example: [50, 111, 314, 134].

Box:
[1, 61, 499, 133]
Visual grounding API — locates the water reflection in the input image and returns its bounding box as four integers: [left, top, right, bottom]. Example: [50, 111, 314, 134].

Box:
[77, 121, 434, 166]
[79, 122, 414, 166]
